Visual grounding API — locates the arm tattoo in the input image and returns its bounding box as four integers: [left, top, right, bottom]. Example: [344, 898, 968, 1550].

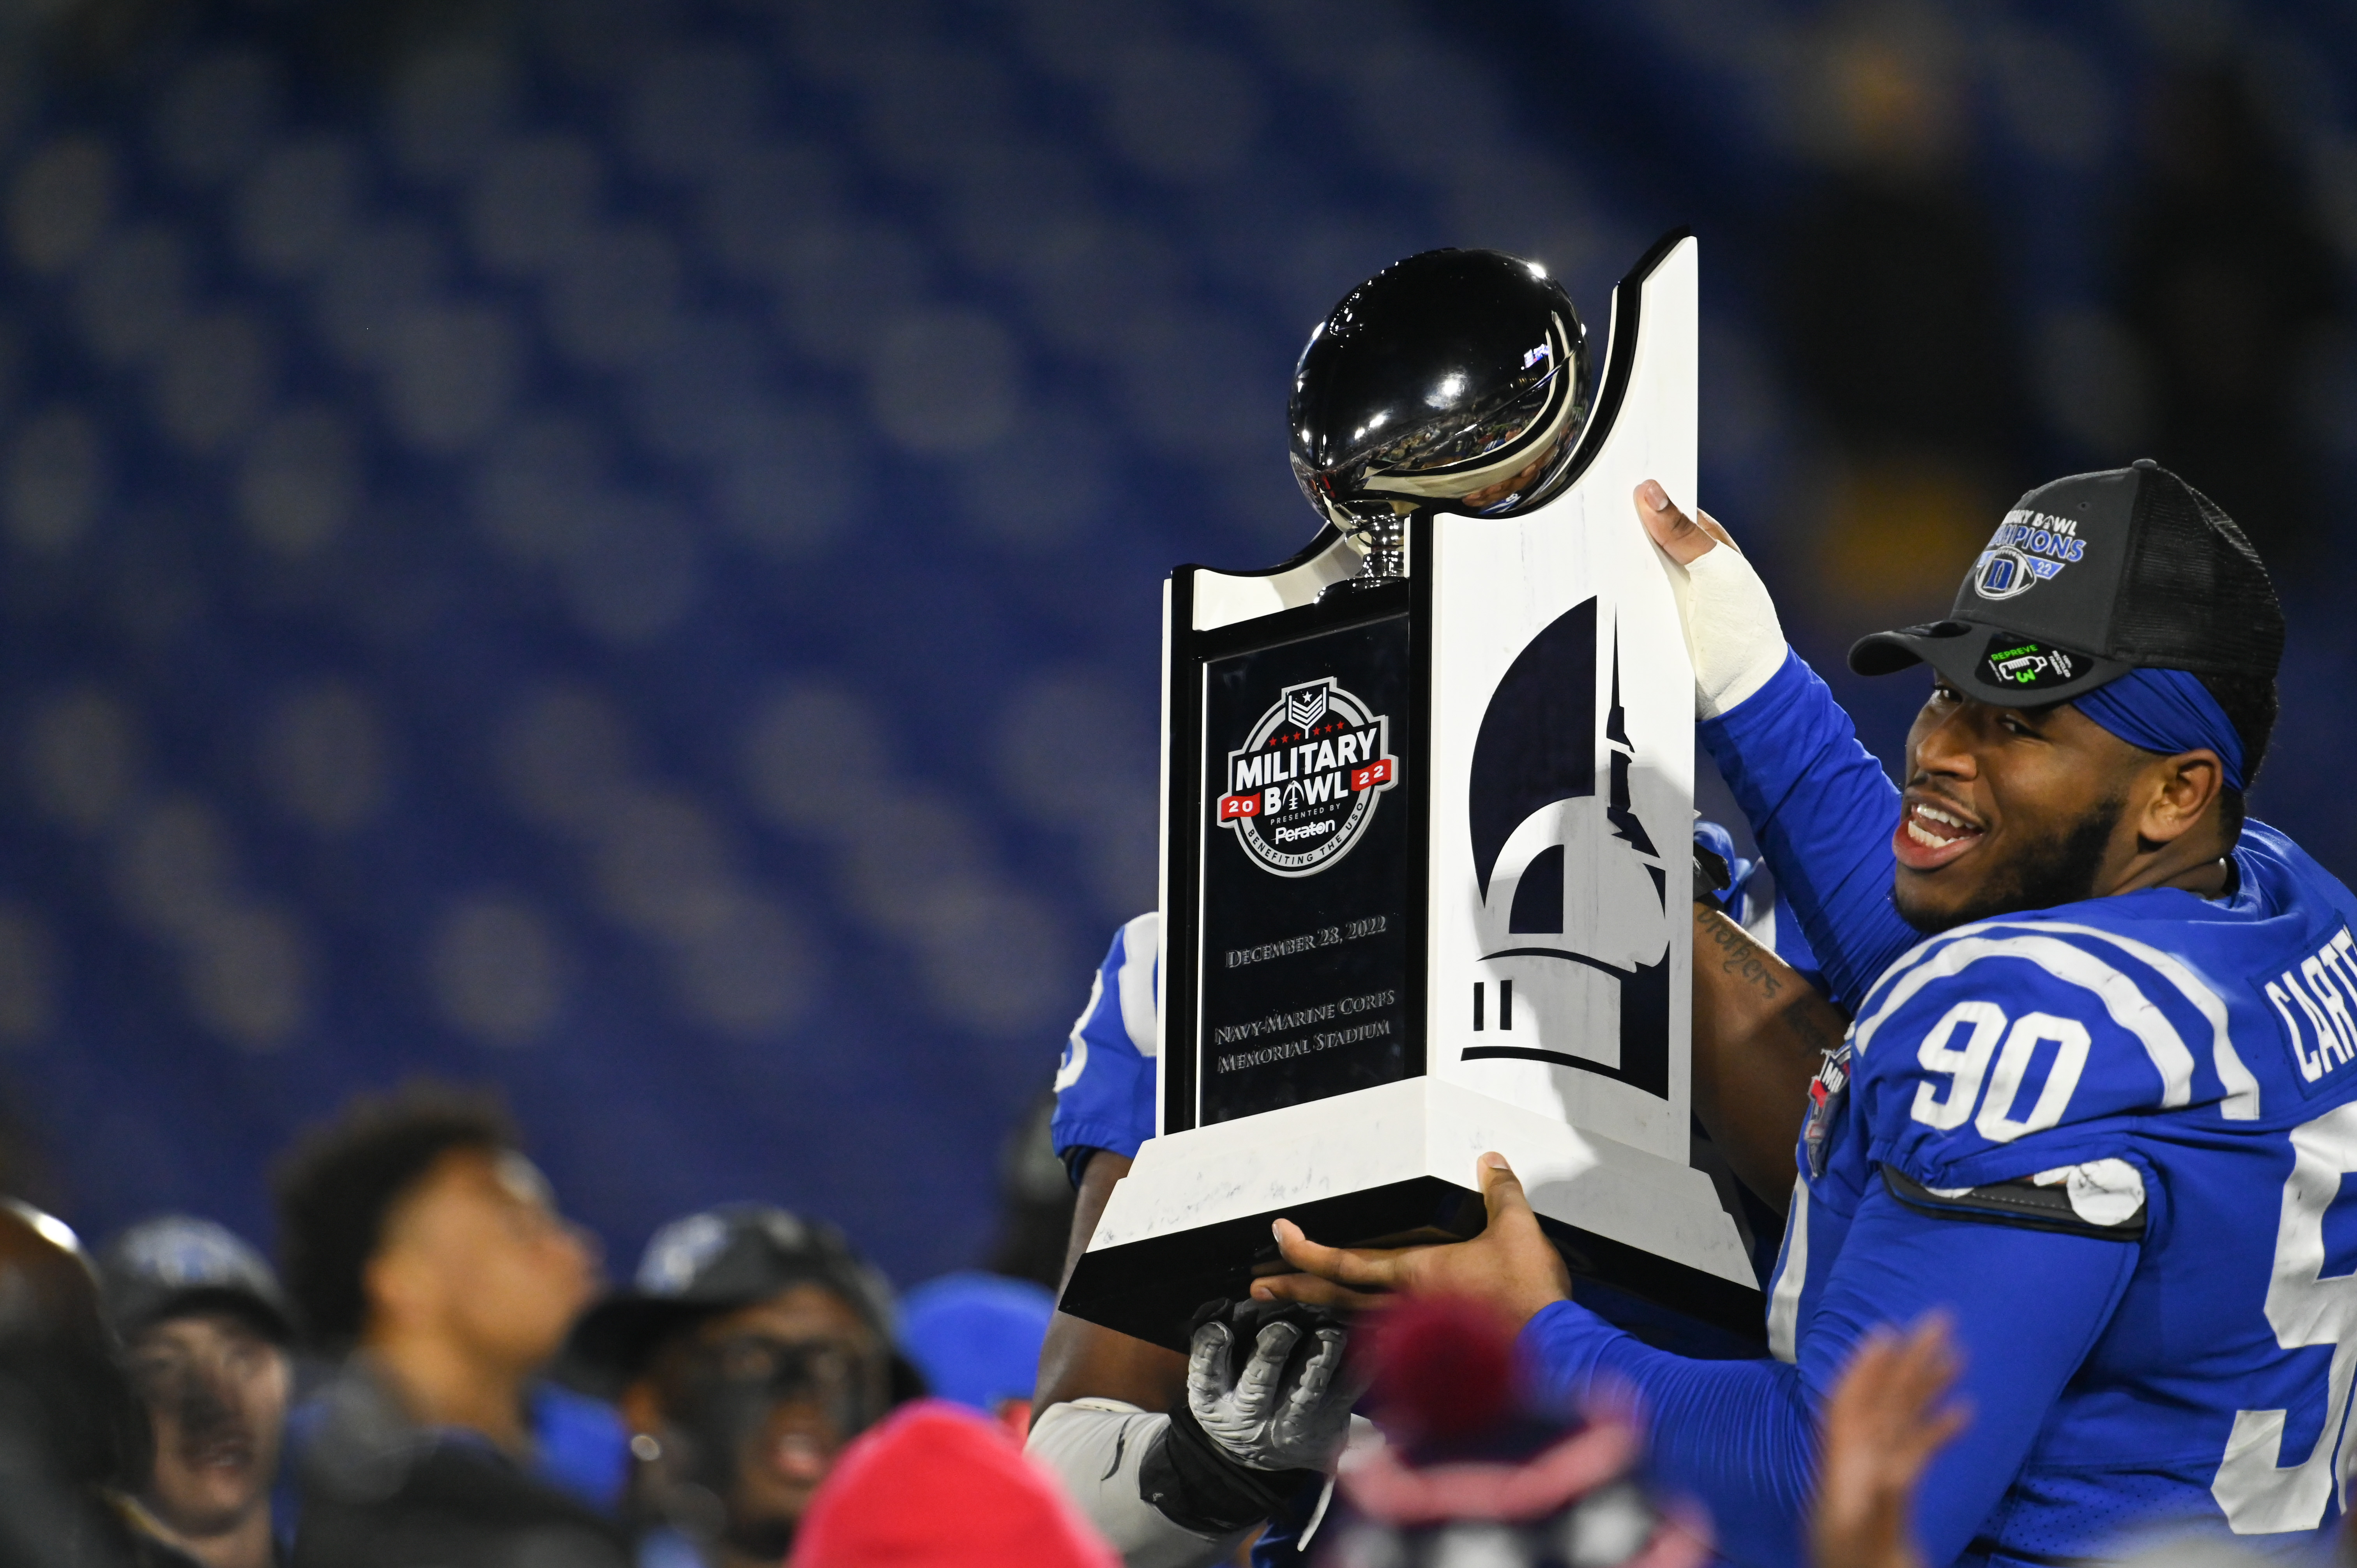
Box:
[1695, 906, 1848, 1057]
[1696, 904, 1782, 999]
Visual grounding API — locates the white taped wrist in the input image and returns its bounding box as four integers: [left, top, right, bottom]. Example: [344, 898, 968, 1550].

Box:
[1025, 1400, 1252, 1568]
[1682, 546, 1787, 719]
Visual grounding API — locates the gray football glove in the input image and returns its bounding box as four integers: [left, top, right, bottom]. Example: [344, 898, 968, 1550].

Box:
[1185, 1307, 1355, 1472]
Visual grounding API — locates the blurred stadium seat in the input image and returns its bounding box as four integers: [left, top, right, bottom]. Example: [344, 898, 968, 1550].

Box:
[0, 0, 1641, 1283]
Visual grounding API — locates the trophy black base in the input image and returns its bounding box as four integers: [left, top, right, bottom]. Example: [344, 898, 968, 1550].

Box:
[1061, 1177, 1765, 1353]
[1057, 1077, 1764, 1353]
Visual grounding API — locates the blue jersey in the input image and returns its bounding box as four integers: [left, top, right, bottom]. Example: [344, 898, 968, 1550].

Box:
[1780, 829, 2357, 1559]
[1527, 652, 2357, 1568]
[1050, 911, 1160, 1173]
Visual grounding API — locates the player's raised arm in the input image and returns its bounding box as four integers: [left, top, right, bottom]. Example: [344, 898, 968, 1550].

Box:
[1637, 481, 1923, 1009]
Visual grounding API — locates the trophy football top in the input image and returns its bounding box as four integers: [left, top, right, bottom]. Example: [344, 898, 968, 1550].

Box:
[1287, 248, 1597, 585]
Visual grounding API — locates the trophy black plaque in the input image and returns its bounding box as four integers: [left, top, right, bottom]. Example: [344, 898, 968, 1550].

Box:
[1060, 234, 1763, 1351]
[1198, 607, 1412, 1126]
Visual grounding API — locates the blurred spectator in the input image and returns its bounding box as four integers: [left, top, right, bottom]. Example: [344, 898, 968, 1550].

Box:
[788, 1399, 1118, 1568]
[1774, 7, 2028, 614]
[96, 1218, 295, 1568]
[986, 1092, 1081, 1291]
[0, 1198, 163, 1568]
[896, 1271, 1055, 1434]
[1318, 1294, 1707, 1568]
[566, 1204, 916, 1568]
[2114, 66, 2343, 562]
[1810, 1316, 1967, 1568]
[271, 1085, 626, 1568]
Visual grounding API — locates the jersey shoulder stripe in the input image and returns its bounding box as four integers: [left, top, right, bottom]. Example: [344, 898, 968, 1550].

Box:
[1115, 910, 1159, 1058]
[1924, 915, 2258, 1120]
[1990, 918, 2258, 1119]
[1854, 929, 2200, 1111]
[1054, 966, 1105, 1093]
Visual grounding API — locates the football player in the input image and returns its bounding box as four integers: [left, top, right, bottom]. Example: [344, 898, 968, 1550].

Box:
[1265, 462, 2345, 1568]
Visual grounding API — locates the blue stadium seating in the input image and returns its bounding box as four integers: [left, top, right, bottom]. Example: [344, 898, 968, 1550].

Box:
[0, 0, 2350, 1289]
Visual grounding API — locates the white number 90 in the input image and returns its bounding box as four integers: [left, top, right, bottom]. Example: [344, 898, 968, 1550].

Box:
[1911, 1000, 2091, 1144]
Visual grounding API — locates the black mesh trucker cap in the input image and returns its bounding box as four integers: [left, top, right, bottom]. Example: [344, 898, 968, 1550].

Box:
[97, 1215, 296, 1344]
[566, 1203, 896, 1383]
[1848, 460, 2283, 705]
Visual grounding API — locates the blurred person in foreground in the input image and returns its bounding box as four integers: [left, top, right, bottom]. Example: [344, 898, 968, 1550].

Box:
[0, 1198, 167, 1568]
[897, 1269, 1055, 1435]
[566, 1204, 917, 1568]
[97, 1218, 295, 1568]
[1811, 1317, 1967, 1568]
[790, 1398, 1117, 1568]
[1311, 1293, 1707, 1568]
[273, 1084, 625, 1568]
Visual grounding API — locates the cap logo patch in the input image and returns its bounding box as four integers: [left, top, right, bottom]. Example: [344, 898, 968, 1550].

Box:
[1983, 637, 2080, 690]
[1973, 509, 2086, 600]
[638, 1211, 732, 1294]
[122, 1218, 251, 1288]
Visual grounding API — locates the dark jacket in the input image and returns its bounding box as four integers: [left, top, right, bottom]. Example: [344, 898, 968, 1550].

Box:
[288, 1363, 628, 1568]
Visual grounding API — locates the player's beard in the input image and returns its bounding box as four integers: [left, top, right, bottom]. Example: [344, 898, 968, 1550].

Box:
[1898, 791, 2125, 934]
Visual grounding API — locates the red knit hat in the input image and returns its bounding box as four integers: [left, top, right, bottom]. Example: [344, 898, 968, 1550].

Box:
[790, 1399, 1119, 1568]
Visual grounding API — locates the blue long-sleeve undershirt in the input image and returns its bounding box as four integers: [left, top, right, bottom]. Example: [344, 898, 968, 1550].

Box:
[1520, 1181, 2138, 1568]
[1698, 650, 1922, 1013]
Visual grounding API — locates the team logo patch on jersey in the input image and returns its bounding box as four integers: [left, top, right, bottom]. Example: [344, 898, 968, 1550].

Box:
[1215, 677, 1398, 877]
[1982, 636, 2081, 691]
[1803, 1042, 1850, 1180]
[1972, 509, 2087, 600]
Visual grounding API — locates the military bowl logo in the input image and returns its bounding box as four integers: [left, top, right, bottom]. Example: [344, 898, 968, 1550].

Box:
[1214, 678, 1399, 877]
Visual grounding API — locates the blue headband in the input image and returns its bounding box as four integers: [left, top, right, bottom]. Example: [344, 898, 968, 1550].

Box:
[2072, 667, 2246, 791]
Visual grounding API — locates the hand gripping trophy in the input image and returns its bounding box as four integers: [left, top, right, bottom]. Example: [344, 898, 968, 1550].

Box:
[1058, 235, 1760, 1360]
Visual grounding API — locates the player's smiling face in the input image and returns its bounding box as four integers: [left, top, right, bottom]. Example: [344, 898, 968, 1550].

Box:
[1891, 678, 2145, 932]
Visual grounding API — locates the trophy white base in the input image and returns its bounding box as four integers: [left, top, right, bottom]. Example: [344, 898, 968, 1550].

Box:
[1060, 1076, 1765, 1351]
